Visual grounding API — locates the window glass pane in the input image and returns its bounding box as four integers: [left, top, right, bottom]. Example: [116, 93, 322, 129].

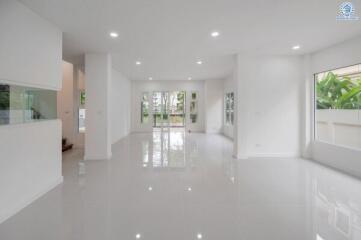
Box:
[152, 92, 163, 127]
[225, 92, 234, 126]
[190, 91, 198, 123]
[0, 84, 57, 125]
[80, 91, 85, 105]
[226, 111, 230, 124]
[141, 93, 149, 124]
[0, 85, 10, 125]
[315, 64, 361, 150]
[192, 92, 197, 100]
[79, 108, 85, 132]
[169, 91, 185, 127]
[78, 90, 86, 132]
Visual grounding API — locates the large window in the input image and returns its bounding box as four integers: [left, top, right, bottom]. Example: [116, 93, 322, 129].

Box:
[225, 92, 234, 125]
[315, 64, 361, 150]
[0, 84, 57, 125]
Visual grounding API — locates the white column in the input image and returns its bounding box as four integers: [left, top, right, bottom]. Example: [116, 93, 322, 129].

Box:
[84, 53, 112, 160]
[301, 54, 313, 158]
[233, 54, 249, 159]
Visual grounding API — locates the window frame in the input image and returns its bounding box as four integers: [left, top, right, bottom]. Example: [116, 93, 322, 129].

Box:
[313, 63, 361, 150]
[224, 92, 234, 126]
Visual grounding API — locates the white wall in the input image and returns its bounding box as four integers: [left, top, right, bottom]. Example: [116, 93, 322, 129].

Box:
[205, 80, 223, 134]
[223, 71, 236, 139]
[131, 80, 205, 133]
[111, 68, 131, 143]
[0, 1, 62, 223]
[306, 35, 361, 178]
[84, 54, 112, 160]
[70, 62, 130, 151]
[316, 110, 361, 149]
[310, 35, 361, 74]
[234, 54, 303, 158]
[0, 0, 62, 90]
[312, 141, 361, 178]
[57, 61, 74, 143]
[0, 121, 62, 224]
[57, 62, 86, 149]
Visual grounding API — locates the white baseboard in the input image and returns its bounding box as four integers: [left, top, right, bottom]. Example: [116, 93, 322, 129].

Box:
[84, 153, 112, 160]
[222, 133, 234, 141]
[248, 152, 301, 158]
[0, 176, 63, 224]
[111, 132, 132, 145]
[205, 130, 222, 134]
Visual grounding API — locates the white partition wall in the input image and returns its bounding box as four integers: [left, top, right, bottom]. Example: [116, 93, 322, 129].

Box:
[0, 0, 62, 223]
[0, 0, 62, 90]
[0, 121, 62, 223]
[234, 53, 303, 158]
[111, 68, 131, 143]
[205, 80, 224, 134]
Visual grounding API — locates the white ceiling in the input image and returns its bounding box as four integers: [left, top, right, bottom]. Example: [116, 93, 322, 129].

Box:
[20, 0, 361, 81]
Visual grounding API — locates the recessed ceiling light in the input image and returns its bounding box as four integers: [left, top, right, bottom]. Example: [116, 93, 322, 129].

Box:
[197, 233, 203, 239]
[188, 77, 192, 80]
[109, 32, 118, 38]
[197, 61, 203, 65]
[136, 61, 142, 65]
[149, 77, 153, 80]
[292, 45, 300, 50]
[135, 233, 141, 239]
[187, 187, 192, 191]
[211, 31, 220, 37]
[148, 186, 153, 191]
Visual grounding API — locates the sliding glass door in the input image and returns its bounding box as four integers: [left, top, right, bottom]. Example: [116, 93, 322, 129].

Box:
[153, 91, 169, 128]
[152, 91, 186, 129]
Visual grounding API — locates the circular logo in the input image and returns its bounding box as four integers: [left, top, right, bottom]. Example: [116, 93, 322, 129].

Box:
[339, 2, 354, 18]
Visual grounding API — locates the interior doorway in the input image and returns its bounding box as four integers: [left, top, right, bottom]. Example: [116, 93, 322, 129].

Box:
[152, 91, 186, 129]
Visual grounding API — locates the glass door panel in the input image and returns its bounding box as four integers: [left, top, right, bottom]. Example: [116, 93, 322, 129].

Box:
[161, 91, 169, 129]
[152, 91, 186, 129]
[152, 91, 162, 128]
[169, 91, 185, 127]
[153, 91, 169, 129]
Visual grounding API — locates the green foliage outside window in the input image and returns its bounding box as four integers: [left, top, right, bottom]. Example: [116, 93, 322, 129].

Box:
[316, 72, 361, 109]
[176, 92, 185, 112]
[0, 85, 10, 109]
[80, 91, 85, 105]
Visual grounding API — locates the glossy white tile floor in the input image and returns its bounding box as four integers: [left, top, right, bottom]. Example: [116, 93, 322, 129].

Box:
[1, 129, 361, 240]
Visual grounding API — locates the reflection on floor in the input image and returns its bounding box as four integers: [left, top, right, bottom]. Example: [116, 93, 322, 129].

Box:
[146, 128, 195, 168]
[0, 130, 361, 240]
